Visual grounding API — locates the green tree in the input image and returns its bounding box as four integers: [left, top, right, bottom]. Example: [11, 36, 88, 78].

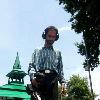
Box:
[66, 75, 92, 100]
[57, 0, 100, 71]
[57, 1, 99, 99]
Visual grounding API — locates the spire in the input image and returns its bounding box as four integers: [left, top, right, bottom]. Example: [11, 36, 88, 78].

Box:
[6, 52, 27, 84]
[13, 52, 21, 69]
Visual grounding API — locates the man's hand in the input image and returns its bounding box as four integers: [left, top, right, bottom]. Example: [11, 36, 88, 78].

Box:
[61, 83, 66, 96]
[32, 79, 39, 87]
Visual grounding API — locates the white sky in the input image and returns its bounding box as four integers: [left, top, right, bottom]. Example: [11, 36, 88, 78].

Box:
[0, 0, 100, 95]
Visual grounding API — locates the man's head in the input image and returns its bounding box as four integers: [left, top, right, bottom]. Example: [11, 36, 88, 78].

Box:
[42, 26, 59, 41]
[42, 26, 59, 46]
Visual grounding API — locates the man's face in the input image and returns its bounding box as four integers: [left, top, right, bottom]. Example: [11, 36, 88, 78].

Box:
[46, 29, 57, 45]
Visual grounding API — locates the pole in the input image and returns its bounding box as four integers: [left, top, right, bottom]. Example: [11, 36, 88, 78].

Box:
[88, 68, 94, 100]
[60, 84, 63, 100]
[83, 36, 94, 100]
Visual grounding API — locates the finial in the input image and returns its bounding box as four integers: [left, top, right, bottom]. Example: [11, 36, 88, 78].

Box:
[13, 52, 21, 69]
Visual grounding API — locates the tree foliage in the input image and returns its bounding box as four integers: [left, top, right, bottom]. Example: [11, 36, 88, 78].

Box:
[66, 75, 92, 100]
[58, 0, 100, 70]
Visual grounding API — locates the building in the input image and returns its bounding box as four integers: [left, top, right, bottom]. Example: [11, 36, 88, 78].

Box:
[0, 52, 30, 100]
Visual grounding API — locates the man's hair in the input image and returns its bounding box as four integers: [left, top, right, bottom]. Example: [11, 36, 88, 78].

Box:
[42, 26, 59, 41]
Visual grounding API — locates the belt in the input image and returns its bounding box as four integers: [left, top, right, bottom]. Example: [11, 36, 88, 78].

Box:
[38, 70, 56, 74]
[45, 70, 51, 73]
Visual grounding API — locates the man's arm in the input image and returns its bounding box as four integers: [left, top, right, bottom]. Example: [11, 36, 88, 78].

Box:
[58, 51, 65, 84]
[57, 51, 66, 95]
[28, 50, 37, 75]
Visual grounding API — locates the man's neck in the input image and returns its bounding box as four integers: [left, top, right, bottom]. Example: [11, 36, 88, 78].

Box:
[44, 44, 52, 48]
[44, 42, 53, 48]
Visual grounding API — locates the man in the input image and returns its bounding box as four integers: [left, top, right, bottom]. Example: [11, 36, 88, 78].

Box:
[28, 26, 65, 100]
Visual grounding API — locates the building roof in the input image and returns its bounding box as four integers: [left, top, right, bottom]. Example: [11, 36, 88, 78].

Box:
[0, 82, 30, 99]
[0, 52, 30, 99]
[0, 89, 30, 98]
[0, 83, 26, 91]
